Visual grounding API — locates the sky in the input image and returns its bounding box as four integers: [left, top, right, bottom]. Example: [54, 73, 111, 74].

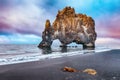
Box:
[0, 0, 120, 44]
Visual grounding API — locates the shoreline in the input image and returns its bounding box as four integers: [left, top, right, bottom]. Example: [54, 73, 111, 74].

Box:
[0, 49, 120, 80]
[0, 47, 113, 65]
[0, 46, 111, 66]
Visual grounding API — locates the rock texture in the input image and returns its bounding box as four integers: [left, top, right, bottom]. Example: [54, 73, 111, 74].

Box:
[38, 7, 97, 48]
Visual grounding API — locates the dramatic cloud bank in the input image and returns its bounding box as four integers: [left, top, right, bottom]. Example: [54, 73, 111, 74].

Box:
[0, 0, 54, 36]
[96, 13, 120, 38]
[0, 0, 120, 44]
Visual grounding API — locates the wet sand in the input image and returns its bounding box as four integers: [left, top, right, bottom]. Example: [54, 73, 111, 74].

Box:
[0, 49, 120, 80]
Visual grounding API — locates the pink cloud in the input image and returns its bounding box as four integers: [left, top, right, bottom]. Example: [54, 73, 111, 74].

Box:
[96, 13, 120, 38]
[0, 1, 54, 36]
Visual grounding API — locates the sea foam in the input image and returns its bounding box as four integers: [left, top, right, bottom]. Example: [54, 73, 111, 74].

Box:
[0, 44, 111, 65]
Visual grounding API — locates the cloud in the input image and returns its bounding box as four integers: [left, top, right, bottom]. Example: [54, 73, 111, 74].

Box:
[0, 0, 55, 36]
[96, 13, 120, 38]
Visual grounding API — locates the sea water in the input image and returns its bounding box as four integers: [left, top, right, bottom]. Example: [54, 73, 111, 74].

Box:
[0, 44, 112, 65]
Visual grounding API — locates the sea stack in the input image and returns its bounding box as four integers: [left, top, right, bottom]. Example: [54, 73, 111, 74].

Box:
[38, 6, 97, 48]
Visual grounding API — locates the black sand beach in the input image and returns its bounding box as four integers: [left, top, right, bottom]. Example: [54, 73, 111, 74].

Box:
[0, 49, 120, 80]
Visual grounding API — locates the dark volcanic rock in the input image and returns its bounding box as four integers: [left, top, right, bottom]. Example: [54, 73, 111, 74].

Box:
[38, 20, 53, 48]
[38, 6, 97, 48]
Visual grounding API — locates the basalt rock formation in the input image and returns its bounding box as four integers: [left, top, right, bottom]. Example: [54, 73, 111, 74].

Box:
[38, 7, 97, 48]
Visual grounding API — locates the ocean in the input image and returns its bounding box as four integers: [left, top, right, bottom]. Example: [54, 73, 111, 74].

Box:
[0, 44, 112, 65]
